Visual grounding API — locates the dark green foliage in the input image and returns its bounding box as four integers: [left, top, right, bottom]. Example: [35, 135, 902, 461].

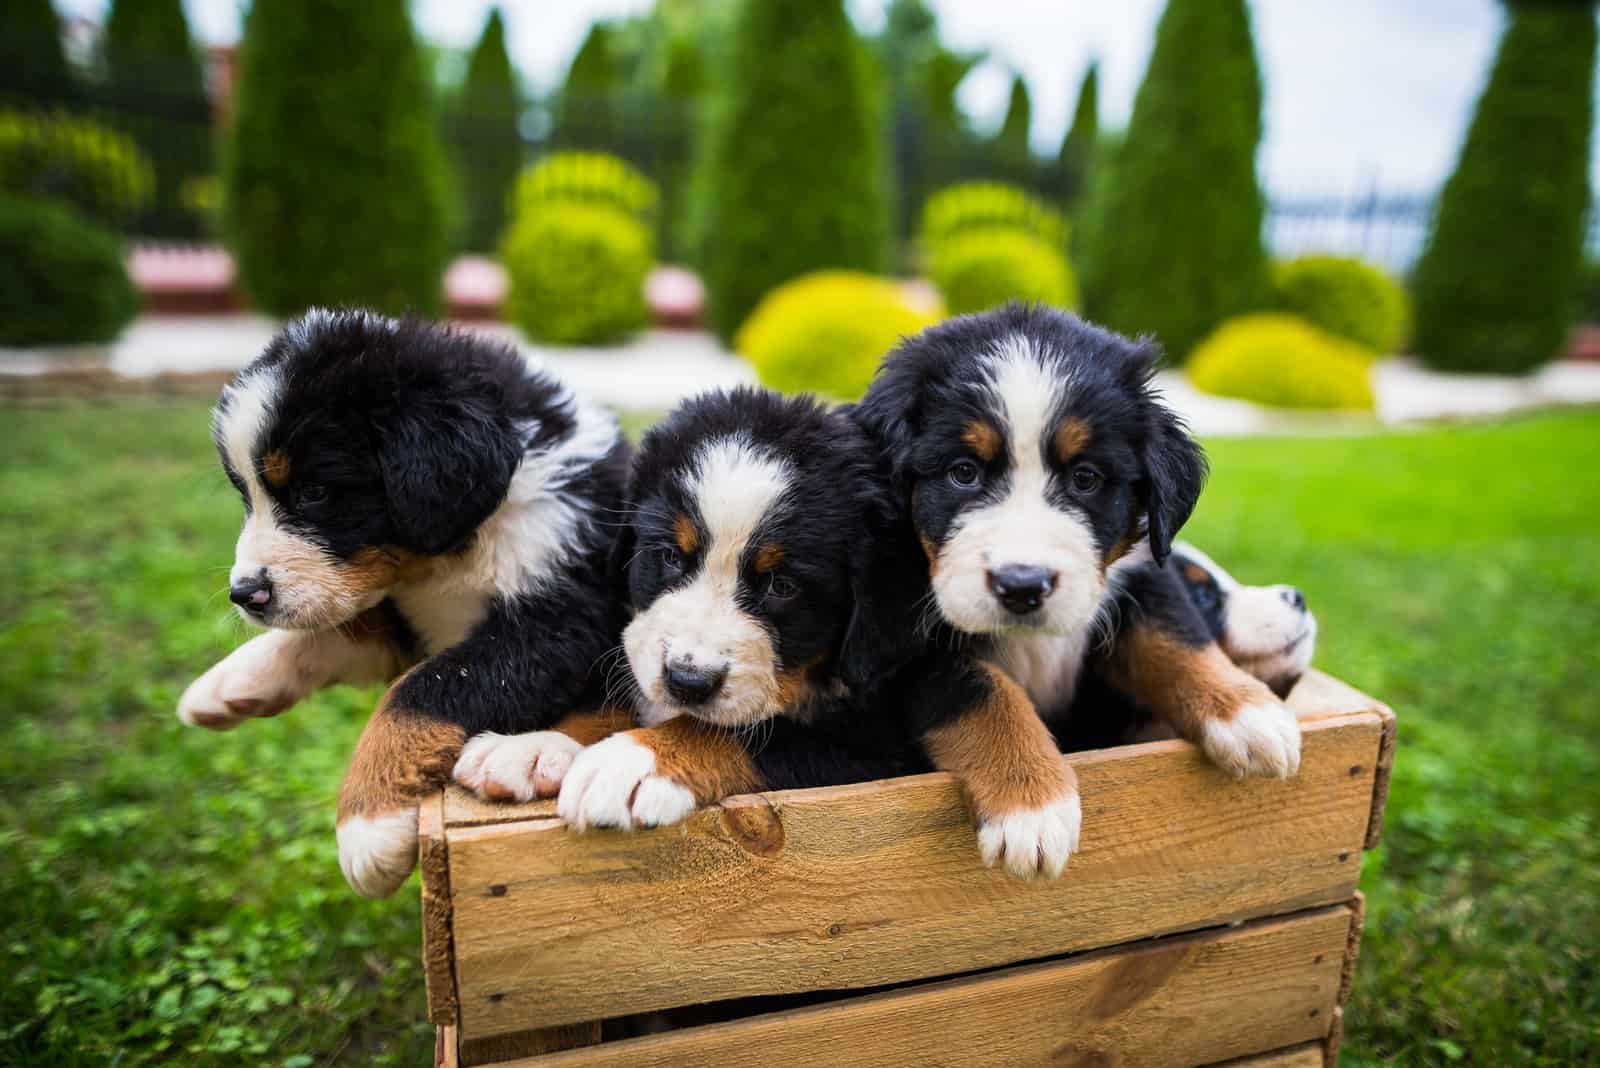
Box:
[1410, 3, 1597, 373]
[1058, 62, 1098, 202]
[102, 0, 210, 237]
[1078, 0, 1269, 361]
[994, 75, 1032, 159]
[222, 0, 450, 317]
[449, 9, 522, 251]
[555, 22, 622, 147]
[0, 0, 74, 102]
[1580, 259, 1600, 323]
[695, 0, 891, 342]
[0, 195, 138, 346]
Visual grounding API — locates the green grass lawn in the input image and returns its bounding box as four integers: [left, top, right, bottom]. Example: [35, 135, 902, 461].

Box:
[1, 400, 1596, 1067]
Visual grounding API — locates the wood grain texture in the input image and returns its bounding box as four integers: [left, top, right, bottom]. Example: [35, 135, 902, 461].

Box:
[1339, 893, 1366, 1008]
[1324, 1006, 1344, 1067]
[459, 1024, 600, 1068]
[434, 1026, 457, 1068]
[418, 791, 458, 1027]
[446, 712, 1382, 1034]
[492, 906, 1350, 1068]
[1206, 1044, 1325, 1068]
[1365, 706, 1398, 850]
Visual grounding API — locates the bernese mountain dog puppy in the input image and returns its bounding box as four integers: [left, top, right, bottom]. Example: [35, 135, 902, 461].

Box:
[176, 309, 630, 897]
[454, 387, 924, 824]
[853, 303, 1305, 877]
[1063, 542, 1318, 750]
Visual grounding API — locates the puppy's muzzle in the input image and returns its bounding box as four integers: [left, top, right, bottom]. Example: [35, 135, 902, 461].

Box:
[986, 564, 1059, 617]
[1279, 585, 1307, 613]
[663, 656, 729, 706]
[229, 570, 273, 619]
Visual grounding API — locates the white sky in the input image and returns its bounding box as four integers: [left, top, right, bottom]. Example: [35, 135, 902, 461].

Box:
[52, 0, 1599, 196]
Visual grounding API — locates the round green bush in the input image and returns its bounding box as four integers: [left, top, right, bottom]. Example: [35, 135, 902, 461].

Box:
[0, 196, 138, 348]
[920, 181, 1067, 255]
[930, 228, 1077, 316]
[511, 152, 658, 232]
[1188, 313, 1374, 411]
[1273, 255, 1409, 355]
[0, 109, 155, 224]
[501, 202, 652, 345]
[736, 271, 940, 400]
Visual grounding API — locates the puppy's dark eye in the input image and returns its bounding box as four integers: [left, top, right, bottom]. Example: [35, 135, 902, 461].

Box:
[297, 483, 329, 506]
[948, 459, 982, 489]
[659, 546, 683, 573]
[1070, 466, 1104, 494]
[766, 573, 800, 602]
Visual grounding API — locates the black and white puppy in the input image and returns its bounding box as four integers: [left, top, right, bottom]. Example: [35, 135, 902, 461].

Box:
[460, 387, 921, 826]
[1064, 542, 1319, 750]
[177, 309, 629, 897]
[855, 303, 1304, 876]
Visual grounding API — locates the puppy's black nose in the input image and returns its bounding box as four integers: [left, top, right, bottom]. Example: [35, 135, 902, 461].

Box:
[1281, 586, 1307, 612]
[664, 660, 727, 706]
[230, 574, 273, 612]
[987, 565, 1058, 615]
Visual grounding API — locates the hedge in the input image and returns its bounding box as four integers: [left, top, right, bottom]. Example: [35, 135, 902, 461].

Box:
[1188, 313, 1375, 411]
[0, 196, 139, 348]
[1273, 255, 1409, 355]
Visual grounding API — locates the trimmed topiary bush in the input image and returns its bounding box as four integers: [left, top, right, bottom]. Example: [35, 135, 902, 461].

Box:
[930, 229, 1076, 315]
[1410, 1, 1596, 373]
[1580, 259, 1600, 324]
[0, 196, 138, 347]
[0, 110, 155, 224]
[449, 8, 523, 252]
[223, 0, 451, 317]
[1, 0, 76, 103]
[695, 0, 891, 342]
[1188, 313, 1374, 411]
[501, 204, 652, 346]
[920, 180, 1067, 254]
[994, 75, 1032, 159]
[736, 271, 939, 400]
[1058, 61, 1098, 204]
[1273, 255, 1409, 355]
[512, 151, 658, 228]
[1078, 0, 1270, 360]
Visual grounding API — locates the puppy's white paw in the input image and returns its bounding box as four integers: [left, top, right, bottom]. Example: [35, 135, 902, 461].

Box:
[337, 809, 419, 899]
[177, 634, 301, 730]
[977, 790, 1082, 880]
[557, 734, 697, 831]
[1201, 701, 1302, 779]
[453, 731, 581, 802]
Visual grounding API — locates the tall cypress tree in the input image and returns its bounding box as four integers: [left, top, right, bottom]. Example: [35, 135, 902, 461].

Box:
[451, 8, 522, 251]
[223, 0, 449, 315]
[1078, 0, 1268, 360]
[555, 22, 621, 148]
[102, 0, 210, 236]
[995, 75, 1032, 159]
[1058, 61, 1098, 203]
[0, 0, 73, 101]
[696, 0, 890, 341]
[1411, 0, 1597, 373]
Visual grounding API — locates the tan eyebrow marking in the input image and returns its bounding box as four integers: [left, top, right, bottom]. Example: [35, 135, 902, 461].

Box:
[754, 542, 786, 573]
[261, 450, 291, 488]
[1054, 417, 1092, 463]
[960, 420, 1001, 463]
[672, 514, 700, 555]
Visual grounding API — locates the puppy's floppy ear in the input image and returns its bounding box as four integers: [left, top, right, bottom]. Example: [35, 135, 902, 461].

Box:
[1139, 403, 1207, 566]
[605, 491, 639, 607]
[837, 464, 932, 694]
[848, 359, 923, 500]
[372, 389, 521, 555]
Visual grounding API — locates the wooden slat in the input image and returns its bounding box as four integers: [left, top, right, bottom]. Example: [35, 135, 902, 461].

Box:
[435, 1026, 458, 1068]
[496, 905, 1349, 1068]
[443, 787, 555, 829]
[460, 1025, 601, 1068]
[1338, 893, 1365, 1007]
[1365, 706, 1397, 849]
[1323, 1006, 1344, 1067]
[447, 711, 1381, 1035]
[1207, 1043, 1325, 1068]
[418, 791, 458, 1027]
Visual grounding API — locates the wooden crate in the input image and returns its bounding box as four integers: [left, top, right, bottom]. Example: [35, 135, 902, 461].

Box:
[421, 670, 1395, 1068]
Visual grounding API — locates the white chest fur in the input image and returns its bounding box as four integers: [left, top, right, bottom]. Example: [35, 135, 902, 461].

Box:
[988, 627, 1090, 718]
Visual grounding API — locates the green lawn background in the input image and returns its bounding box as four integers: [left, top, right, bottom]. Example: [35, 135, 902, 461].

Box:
[1, 402, 1595, 1066]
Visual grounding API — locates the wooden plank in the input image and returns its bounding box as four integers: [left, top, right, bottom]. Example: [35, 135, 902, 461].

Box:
[1323, 1006, 1344, 1067]
[448, 712, 1382, 1035]
[1338, 893, 1365, 1007]
[460, 1024, 600, 1068]
[1284, 670, 1383, 721]
[418, 791, 458, 1027]
[443, 787, 554, 829]
[1365, 705, 1397, 849]
[496, 906, 1349, 1068]
[434, 1026, 458, 1068]
[1206, 1043, 1325, 1068]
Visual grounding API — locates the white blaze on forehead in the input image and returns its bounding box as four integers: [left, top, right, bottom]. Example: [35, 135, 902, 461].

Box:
[688, 436, 793, 577]
[215, 365, 282, 512]
[985, 333, 1070, 483]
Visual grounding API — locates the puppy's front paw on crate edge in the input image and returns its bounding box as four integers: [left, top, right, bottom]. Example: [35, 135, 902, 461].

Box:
[453, 730, 581, 802]
[1201, 701, 1303, 779]
[557, 734, 697, 831]
[977, 790, 1082, 880]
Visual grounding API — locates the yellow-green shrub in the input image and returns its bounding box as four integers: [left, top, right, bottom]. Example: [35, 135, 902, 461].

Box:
[1188, 313, 1375, 411]
[0, 109, 154, 224]
[1273, 254, 1409, 355]
[501, 202, 652, 345]
[920, 181, 1067, 253]
[511, 152, 658, 231]
[930, 228, 1077, 315]
[736, 271, 940, 400]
